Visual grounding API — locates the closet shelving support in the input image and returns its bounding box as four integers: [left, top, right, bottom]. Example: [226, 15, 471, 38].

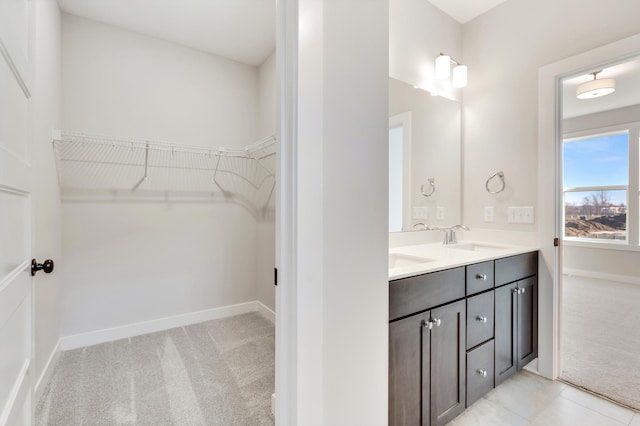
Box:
[52, 130, 277, 210]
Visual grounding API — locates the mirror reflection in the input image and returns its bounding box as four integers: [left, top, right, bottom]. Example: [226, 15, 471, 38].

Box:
[389, 77, 461, 232]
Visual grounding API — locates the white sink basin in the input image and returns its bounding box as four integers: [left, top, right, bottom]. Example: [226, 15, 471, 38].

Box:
[445, 242, 506, 252]
[389, 253, 434, 269]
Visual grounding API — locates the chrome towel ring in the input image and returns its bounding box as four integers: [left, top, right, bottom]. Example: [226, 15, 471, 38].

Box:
[485, 171, 505, 194]
[421, 177, 436, 197]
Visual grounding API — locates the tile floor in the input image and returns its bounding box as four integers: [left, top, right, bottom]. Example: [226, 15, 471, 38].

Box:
[448, 370, 640, 426]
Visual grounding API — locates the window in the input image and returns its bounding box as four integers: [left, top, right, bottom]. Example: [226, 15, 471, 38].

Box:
[563, 127, 639, 244]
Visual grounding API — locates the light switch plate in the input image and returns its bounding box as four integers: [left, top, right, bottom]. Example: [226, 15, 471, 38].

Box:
[436, 206, 445, 220]
[508, 206, 535, 223]
[413, 206, 428, 219]
[484, 206, 494, 222]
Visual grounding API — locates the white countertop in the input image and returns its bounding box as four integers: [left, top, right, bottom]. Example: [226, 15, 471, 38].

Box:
[389, 240, 539, 280]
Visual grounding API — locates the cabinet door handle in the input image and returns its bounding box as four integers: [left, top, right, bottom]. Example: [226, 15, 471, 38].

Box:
[512, 287, 520, 294]
[432, 318, 442, 327]
[476, 273, 487, 280]
[422, 320, 434, 330]
[476, 315, 487, 323]
[476, 369, 488, 377]
[520, 287, 526, 294]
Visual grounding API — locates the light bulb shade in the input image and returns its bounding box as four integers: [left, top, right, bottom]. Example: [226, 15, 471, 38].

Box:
[452, 65, 468, 88]
[576, 78, 616, 99]
[435, 54, 451, 80]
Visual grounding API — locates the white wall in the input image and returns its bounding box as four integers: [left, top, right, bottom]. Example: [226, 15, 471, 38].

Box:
[462, 0, 640, 232]
[61, 202, 257, 334]
[389, 0, 462, 100]
[462, 0, 640, 378]
[61, 13, 257, 147]
[256, 51, 276, 311]
[293, 0, 389, 422]
[32, 0, 63, 397]
[60, 14, 266, 336]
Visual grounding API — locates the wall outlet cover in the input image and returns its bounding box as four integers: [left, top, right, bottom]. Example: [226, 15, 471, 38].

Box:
[484, 206, 494, 222]
[507, 206, 535, 224]
[413, 206, 428, 219]
[436, 206, 445, 220]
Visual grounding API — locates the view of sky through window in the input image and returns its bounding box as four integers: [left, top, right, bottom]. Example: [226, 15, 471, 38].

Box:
[564, 132, 629, 206]
[564, 132, 629, 240]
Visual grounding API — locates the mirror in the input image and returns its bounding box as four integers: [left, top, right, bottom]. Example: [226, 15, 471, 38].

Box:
[389, 77, 461, 232]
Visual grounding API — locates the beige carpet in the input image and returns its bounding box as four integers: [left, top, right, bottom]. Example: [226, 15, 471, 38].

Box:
[36, 312, 275, 425]
[560, 274, 640, 411]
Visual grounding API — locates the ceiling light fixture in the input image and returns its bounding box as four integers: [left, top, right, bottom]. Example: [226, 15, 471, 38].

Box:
[576, 71, 616, 99]
[434, 52, 468, 88]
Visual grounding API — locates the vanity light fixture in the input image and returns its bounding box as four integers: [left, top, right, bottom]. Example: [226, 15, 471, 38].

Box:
[434, 52, 468, 88]
[576, 71, 616, 99]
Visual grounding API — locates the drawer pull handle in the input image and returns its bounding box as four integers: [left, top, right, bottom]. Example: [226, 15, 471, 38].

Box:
[476, 315, 488, 323]
[476, 369, 488, 377]
[422, 320, 434, 330]
[476, 273, 487, 281]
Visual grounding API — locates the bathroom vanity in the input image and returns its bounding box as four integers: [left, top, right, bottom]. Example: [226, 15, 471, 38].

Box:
[389, 243, 538, 426]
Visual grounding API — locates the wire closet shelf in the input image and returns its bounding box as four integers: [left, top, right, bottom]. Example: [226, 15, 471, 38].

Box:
[52, 130, 277, 208]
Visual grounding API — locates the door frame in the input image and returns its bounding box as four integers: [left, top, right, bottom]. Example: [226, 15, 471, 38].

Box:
[389, 112, 412, 232]
[538, 32, 640, 380]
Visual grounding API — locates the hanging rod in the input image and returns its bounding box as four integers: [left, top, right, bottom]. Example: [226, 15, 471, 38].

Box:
[52, 130, 277, 209]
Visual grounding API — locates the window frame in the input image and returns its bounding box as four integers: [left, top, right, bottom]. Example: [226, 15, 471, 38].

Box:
[563, 123, 640, 250]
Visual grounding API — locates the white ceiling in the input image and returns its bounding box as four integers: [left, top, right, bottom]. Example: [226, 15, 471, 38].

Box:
[562, 57, 640, 119]
[427, 0, 510, 23]
[57, 0, 276, 67]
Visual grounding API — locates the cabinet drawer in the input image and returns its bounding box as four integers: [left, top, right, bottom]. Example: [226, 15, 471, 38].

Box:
[466, 291, 494, 349]
[495, 252, 538, 287]
[389, 267, 465, 321]
[466, 261, 494, 295]
[466, 340, 494, 407]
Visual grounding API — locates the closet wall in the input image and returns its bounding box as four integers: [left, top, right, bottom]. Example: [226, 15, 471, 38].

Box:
[60, 13, 276, 339]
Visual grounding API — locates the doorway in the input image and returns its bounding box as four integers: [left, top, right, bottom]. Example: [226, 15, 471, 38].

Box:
[557, 56, 640, 411]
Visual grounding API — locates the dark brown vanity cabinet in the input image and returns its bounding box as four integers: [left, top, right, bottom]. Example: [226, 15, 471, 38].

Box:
[390, 250, 538, 425]
[494, 253, 538, 386]
[389, 270, 466, 426]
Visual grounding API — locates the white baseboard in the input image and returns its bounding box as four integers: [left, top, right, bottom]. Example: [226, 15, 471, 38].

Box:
[256, 301, 276, 323]
[34, 338, 61, 403]
[61, 300, 276, 351]
[563, 268, 640, 286]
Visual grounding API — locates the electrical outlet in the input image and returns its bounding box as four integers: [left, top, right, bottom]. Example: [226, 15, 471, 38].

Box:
[507, 206, 535, 224]
[484, 206, 494, 222]
[413, 206, 428, 220]
[436, 206, 445, 220]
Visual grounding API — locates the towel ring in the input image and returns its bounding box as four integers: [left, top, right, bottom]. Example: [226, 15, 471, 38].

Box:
[485, 171, 505, 194]
[421, 178, 436, 197]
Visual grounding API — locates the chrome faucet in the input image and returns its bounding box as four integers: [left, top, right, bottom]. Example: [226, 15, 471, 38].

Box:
[447, 224, 470, 244]
[418, 224, 469, 245]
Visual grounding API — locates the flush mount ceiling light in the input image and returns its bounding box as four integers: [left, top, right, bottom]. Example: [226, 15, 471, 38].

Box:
[576, 71, 616, 99]
[434, 52, 468, 88]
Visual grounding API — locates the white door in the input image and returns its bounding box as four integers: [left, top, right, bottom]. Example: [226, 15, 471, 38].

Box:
[0, 0, 35, 424]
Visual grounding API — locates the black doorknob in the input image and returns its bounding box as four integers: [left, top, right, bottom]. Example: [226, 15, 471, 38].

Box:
[31, 259, 54, 276]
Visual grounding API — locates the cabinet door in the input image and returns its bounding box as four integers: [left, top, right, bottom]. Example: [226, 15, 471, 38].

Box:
[389, 311, 431, 426]
[495, 283, 518, 386]
[517, 277, 538, 369]
[430, 300, 466, 426]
